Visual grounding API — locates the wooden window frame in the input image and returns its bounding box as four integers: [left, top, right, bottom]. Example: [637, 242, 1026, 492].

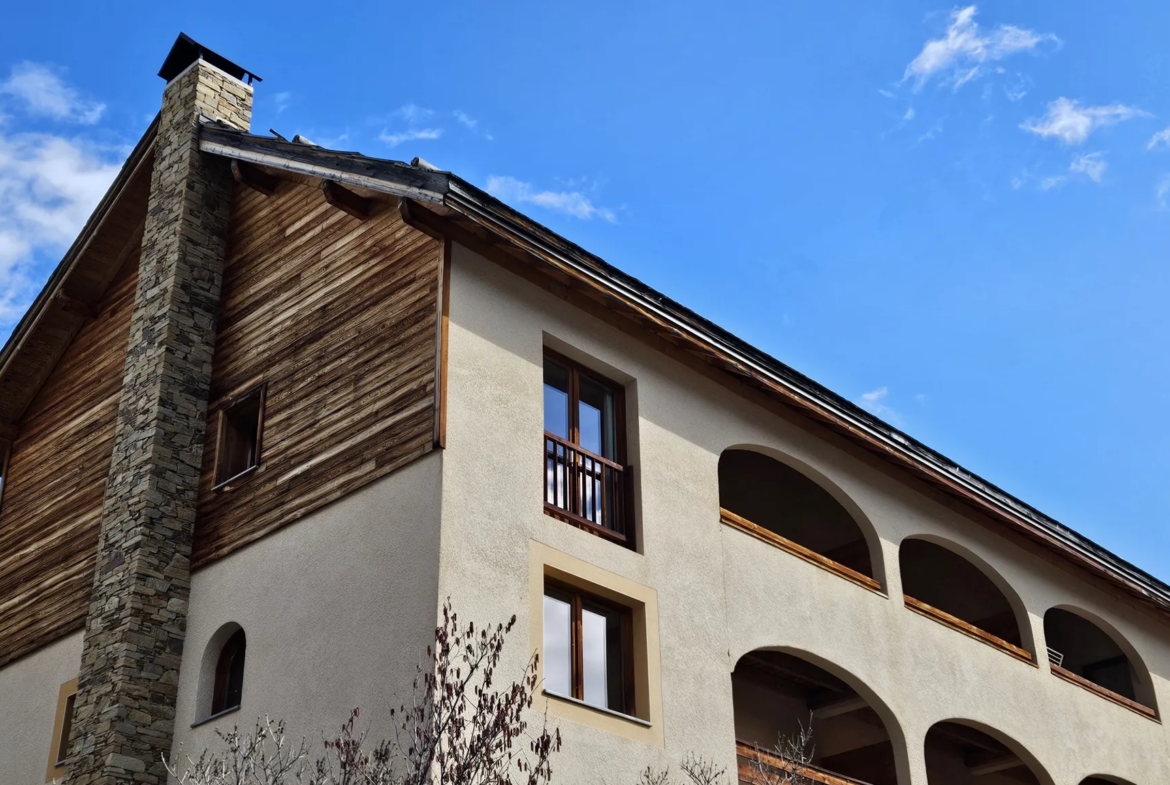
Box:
[45, 677, 78, 782]
[212, 383, 266, 491]
[544, 579, 635, 717]
[542, 349, 632, 545]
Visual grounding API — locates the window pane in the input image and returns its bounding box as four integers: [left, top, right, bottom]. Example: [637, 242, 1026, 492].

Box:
[581, 606, 611, 709]
[543, 361, 570, 440]
[543, 593, 572, 697]
[578, 375, 615, 458]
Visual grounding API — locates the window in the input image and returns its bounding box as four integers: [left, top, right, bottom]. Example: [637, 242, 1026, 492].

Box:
[45, 678, 78, 782]
[211, 629, 246, 715]
[543, 582, 633, 716]
[214, 385, 265, 488]
[542, 351, 629, 543]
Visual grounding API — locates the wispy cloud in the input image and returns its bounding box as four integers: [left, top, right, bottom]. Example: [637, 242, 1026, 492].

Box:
[1040, 151, 1108, 190]
[903, 107, 916, 121]
[857, 386, 903, 425]
[903, 6, 1058, 91]
[1021, 98, 1148, 145]
[379, 128, 443, 147]
[273, 91, 292, 114]
[453, 110, 477, 129]
[485, 175, 617, 223]
[1157, 174, 1170, 209]
[379, 103, 444, 148]
[1148, 127, 1170, 151]
[0, 62, 105, 124]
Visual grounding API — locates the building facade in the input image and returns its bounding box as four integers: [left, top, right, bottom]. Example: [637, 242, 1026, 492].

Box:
[0, 36, 1167, 785]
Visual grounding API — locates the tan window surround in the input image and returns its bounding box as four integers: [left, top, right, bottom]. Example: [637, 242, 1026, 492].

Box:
[45, 677, 78, 783]
[528, 540, 663, 747]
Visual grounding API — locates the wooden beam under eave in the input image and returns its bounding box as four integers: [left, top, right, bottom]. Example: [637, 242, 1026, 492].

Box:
[0, 421, 19, 442]
[321, 180, 372, 220]
[53, 291, 99, 320]
[231, 160, 279, 196]
[810, 695, 869, 720]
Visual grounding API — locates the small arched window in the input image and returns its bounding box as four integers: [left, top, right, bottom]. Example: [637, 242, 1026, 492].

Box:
[211, 629, 246, 715]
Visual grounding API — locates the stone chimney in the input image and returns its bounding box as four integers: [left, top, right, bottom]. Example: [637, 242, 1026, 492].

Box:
[67, 36, 254, 784]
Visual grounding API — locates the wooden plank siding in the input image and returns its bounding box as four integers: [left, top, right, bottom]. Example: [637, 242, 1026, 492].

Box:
[191, 178, 442, 567]
[0, 254, 139, 667]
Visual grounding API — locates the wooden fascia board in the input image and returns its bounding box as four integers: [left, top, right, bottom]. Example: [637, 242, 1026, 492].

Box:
[198, 137, 446, 204]
[433, 186, 1170, 618]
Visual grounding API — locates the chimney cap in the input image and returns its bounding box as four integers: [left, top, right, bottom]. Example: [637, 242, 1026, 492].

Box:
[158, 33, 262, 84]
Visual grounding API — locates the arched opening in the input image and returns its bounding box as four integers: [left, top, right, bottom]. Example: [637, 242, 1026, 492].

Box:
[196, 622, 247, 721]
[925, 721, 1050, 785]
[899, 538, 1030, 660]
[1081, 777, 1136, 785]
[1044, 607, 1156, 715]
[732, 649, 901, 785]
[719, 448, 879, 586]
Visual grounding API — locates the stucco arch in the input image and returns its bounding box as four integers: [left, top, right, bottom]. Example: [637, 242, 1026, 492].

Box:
[899, 533, 1036, 655]
[924, 718, 1054, 785]
[731, 645, 912, 785]
[719, 443, 886, 588]
[1046, 603, 1157, 712]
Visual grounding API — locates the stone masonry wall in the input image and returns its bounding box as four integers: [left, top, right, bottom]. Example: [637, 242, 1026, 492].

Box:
[66, 61, 251, 784]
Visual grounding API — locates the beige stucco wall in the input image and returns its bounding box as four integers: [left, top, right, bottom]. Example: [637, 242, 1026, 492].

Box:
[169, 450, 443, 769]
[0, 630, 82, 784]
[438, 241, 1170, 785]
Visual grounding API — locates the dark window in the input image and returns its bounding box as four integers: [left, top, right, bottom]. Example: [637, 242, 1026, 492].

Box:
[214, 385, 265, 487]
[543, 582, 633, 715]
[1045, 608, 1143, 703]
[212, 629, 247, 714]
[542, 352, 629, 543]
[55, 692, 76, 765]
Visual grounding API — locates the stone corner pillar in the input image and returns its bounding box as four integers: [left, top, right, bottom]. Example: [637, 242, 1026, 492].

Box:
[66, 57, 252, 785]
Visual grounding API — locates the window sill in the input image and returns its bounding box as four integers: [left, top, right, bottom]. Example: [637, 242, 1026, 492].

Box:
[720, 508, 883, 595]
[212, 464, 258, 493]
[191, 705, 241, 729]
[903, 595, 1035, 666]
[543, 690, 651, 728]
[1050, 663, 1158, 721]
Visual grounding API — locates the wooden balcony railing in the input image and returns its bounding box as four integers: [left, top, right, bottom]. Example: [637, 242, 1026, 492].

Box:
[736, 742, 875, 785]
[544, 431, 629, 543]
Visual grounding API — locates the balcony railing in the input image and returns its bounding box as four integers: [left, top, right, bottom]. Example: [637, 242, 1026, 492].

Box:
[736, 742, 874, 785]
[544, 431, 628, 543]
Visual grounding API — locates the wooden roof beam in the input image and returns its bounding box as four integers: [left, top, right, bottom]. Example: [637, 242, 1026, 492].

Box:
[321, 180, 372, 220]
[810, 695, 870, 720]
[53, 291, 99, 320]
[231, 160, 278, 196]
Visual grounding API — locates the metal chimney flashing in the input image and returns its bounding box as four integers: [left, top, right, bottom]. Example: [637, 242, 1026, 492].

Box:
[158, 33, 262, 84]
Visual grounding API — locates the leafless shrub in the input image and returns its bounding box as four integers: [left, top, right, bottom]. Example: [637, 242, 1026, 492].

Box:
[637, 723, 816, 785]
[167, 599, 561, 785]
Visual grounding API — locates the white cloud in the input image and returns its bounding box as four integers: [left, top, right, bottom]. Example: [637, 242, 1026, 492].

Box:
[379, 128, 443, 147]
[1148, 127, 1170, 150]
[1157, 174, 1170, 209]
[485, 175, 617, 223]
[380, 104, 444, 148]
[453, 110, 477, 129]
[904, 6, 1058, 91]
[857, 386, 903, 425]
[1039, 151, 1108, 190]
[877, 88, 896, 99]
[1069, 151, 1107, 182]
[0, 131, 121, 322]
[903, 107, 916, 121]
[0, 62, 105, 124]
[1021, 98, 1148, 145]
[273, 91, 292, 114]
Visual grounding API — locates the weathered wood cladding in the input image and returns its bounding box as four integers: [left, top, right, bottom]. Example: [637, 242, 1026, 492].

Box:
[0, 254, 139, 668]
[191, 177, 442, 567]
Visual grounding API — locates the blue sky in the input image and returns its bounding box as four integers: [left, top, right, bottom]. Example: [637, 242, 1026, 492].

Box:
[3, 2, 1170, 579]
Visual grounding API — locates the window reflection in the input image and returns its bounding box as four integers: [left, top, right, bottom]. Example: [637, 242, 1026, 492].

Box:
[543, 593, 572, 697]
[543, 583, 631, 714]
[543, 361, 570, 440]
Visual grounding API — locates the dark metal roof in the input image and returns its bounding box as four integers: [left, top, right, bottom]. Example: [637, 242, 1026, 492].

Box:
[158, 33, 261, 84]
[191, 123, 1170, 617]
